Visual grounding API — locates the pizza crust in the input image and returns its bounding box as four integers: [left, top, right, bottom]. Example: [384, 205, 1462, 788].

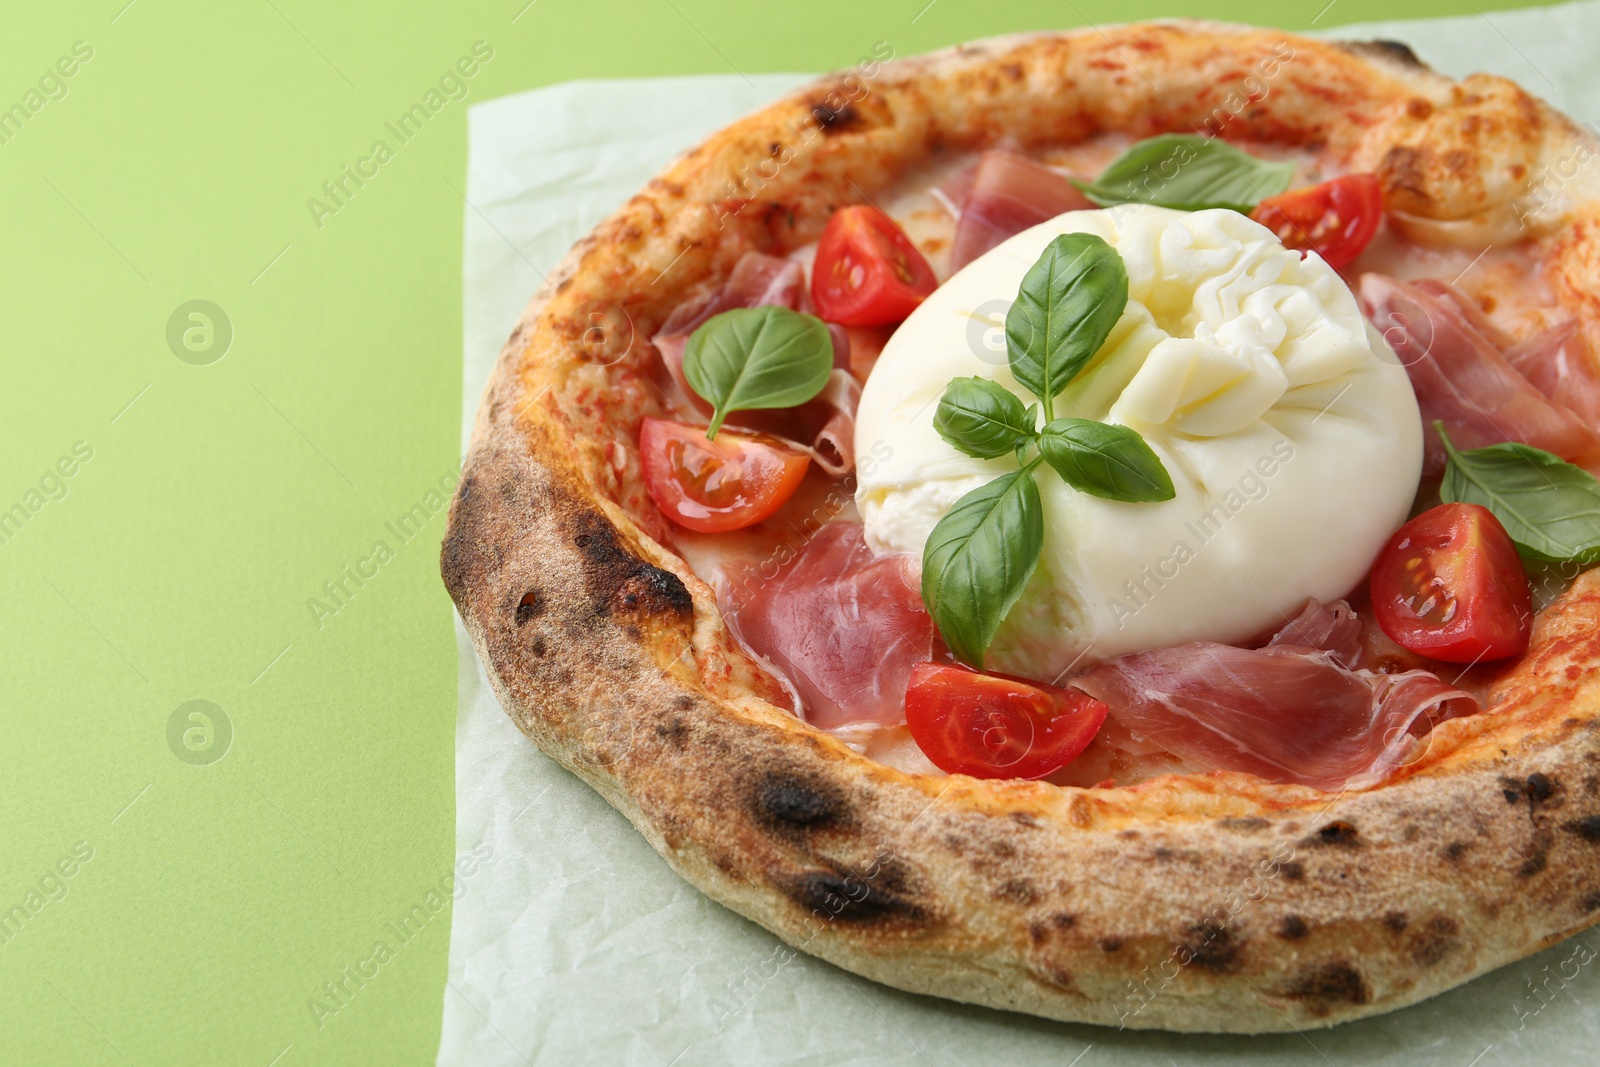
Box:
[442, 21, 1600, 1032]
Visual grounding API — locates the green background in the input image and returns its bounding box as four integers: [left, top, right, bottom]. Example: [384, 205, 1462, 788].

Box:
[0, 0, 1553, 1062]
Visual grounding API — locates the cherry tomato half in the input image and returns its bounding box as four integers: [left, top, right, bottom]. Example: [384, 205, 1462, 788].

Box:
[811, 205, 939, 327]
[1369, 502, 1532, 663]
[639, 417, 809, 533]
[1251, 174, 1383, 270]
[904, 663, 1108, 779]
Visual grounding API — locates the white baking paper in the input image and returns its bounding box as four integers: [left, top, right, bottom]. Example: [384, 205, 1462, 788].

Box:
[443, 12, 1600, 1064]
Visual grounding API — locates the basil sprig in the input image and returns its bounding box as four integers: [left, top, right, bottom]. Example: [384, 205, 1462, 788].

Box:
[1074, 134, 1293, 213]
[682, 305, 834, 438]
[1438, 422, 1600, 564]
[923, 233, 1174, 668]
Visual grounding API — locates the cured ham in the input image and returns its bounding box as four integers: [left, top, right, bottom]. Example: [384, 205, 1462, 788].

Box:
[651, 251, 861, 474]
[1073, 599, 1478, 791]
[1505, 319, 1600, 425]
[719, 522, 934, 730]
[1358, 273, 1600, 474]
[941, 150, 1096, 270]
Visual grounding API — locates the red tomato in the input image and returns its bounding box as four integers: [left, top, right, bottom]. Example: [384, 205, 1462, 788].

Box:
[1251, 174, 1383, 269]
[1369, 503, 1532, 663]
[811, 205, 938, 327]
[904, 663, 1108, 779]
[639, 417, 809, 533]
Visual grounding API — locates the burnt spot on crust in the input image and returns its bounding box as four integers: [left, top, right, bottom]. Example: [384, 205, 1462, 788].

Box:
[754, 773, 850, 832]
[1278, 915, 1309, 941]
[1308, 821, 1360, 847]
[1280, 861, 1306, 881]
[1581, 891, 1600, 912]
[1564, 814, 1600, 841]
[810, 100, 861, 134]
[572, 511, 693, 622]
[1180, 924, 1241, 975]
[1502, 772, 1561, 806]
[1383, 911, 1409, 933]
[1051, 911, 1076, 931]
[655, 716, 689, 748]
[1410, 916, 1461, 967]
[1219, 817, 1269, 832]
[1444, 841, 1471, 861]
[1286, 961, 1372, 1009]
[1099, 937, 1124, 953]
[780, 864, 926, 926]
[1338, 38, 1423, 69]
[994, 879, 1039, 905]
[515, 589, 544, 624]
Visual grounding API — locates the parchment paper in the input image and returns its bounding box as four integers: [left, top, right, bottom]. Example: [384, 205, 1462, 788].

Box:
[442, 12, 1600, 1064]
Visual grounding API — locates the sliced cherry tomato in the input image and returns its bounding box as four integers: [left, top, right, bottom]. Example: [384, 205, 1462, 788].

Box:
[904, 663, 1108, 779]
[639, 417, 809, 533]
[1251, 174, 1383, 270]
[1369, 502, 1532, 663]
[811, 205, 938, 327]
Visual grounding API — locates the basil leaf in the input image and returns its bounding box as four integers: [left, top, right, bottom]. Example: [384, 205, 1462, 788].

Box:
[1074, 134, 1293, 212]
[1005, 233, 1128, 421]
[933, 378, 1037, 459]
[682, 306, 834, 437]
[1437, 423, 1600, 563]
[921, 469, 1044, 669]
[1038, 418, 1175, 502]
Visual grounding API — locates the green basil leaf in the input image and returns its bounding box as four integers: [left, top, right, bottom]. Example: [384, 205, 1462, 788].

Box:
[933, 378, 1038, 459]
[1005, 233, 1128, 420]
[1073, 134, 1293, 212]
[921, 469, 1044, 669]
[1038, 418, 1175, 502]
[1437, 423, 1600, 563]
[682, 306, 834, 437]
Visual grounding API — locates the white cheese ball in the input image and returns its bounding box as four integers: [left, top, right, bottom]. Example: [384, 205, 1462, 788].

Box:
[854, 204, 1421, 681]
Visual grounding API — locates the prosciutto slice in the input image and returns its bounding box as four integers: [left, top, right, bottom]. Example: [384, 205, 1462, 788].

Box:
[719, 522, 934, 730]
[651, 251, 860, 474]
[1505, 319, 1600, 425]
[942, 150, 1096, 270]
[1074, 599, 1478, 790]
[1358, 273, 1600, 474]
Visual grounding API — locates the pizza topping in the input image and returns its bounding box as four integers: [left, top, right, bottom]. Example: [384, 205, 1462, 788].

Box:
[1369, 501, 1532, 663]
[1438, 424, 1600, 566]
[719, 522, 934, 730]
[652, 252, 805, 395]
[1072, 600, 1479, 791]
[857, 204, 1421, 680]
[1358, 273, 1600, 475]
[811, 205, 939, 326]
[903, 662, 1108, 779]
[1250, 174, 1382, 270]
[1504, 319, 1600, 425]
[639, 417, 810, 533]
[943, 150, 1097, 270]
[1074, 134, 1293, 212]
[680, 306, 834, 438]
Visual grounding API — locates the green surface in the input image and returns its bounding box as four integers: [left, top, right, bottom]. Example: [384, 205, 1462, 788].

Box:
[0, 0, 1556, 1063]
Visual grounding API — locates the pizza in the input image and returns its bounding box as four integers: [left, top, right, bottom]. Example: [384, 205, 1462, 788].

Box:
[441, 20, 1600, 1033]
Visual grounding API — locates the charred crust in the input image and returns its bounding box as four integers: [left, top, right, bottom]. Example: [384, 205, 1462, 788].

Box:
[1219, 816, 1269, 832]
[780, 866, 926, 925]
[1444, 841, 1471, 861]
[1581, 891, 1600, 912]
[1286, 961, 1372, 1007]
[1309, 821, 1360, 847]
[1278, 915, 1309, 941]
[1383, 911, 1409, 933]
[571, 511, 693, 622]
[655, 716, 689, 748]
[1181, 924, 1241, 974]
[1409, 916, 1461, 967]
[754, 773, 850, 832]
[1337, 38, 1423, 69]
[811, 101, 861, 134]
[1051, 911, 1076, 930]
[1279, 861, 1306, 881]
[1099, 937, 1123, 953]
[1564, 814, 1600, 841]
